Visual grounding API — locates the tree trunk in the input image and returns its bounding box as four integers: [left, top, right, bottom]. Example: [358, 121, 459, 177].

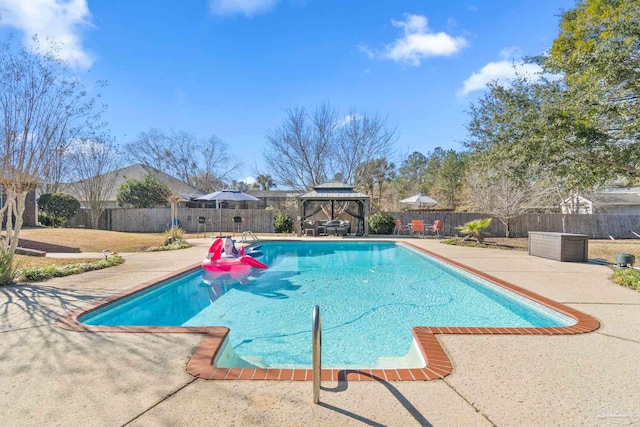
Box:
[0, 190, 26, 256]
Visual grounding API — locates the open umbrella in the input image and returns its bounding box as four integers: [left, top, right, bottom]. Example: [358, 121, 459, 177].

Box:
[399, 194, 438, 209]
[194, 190, 259, 235]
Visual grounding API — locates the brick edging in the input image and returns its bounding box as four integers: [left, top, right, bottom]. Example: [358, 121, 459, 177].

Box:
[57, 243, 600, 381]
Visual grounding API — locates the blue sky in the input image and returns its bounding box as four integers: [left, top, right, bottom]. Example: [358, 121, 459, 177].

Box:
[0, 0, 574, 184]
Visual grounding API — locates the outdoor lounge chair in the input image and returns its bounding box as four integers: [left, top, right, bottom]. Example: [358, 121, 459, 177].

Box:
[394, 219, 410, 235]
[410, 220, 424, 237]
[425, 220, 444, 237]
[325, 220, 345, 236]
[302, 221, 317, 236]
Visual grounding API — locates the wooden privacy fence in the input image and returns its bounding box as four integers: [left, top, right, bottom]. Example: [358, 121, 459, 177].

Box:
[67, 208, 280, 234]
[392, 212, 640, 239]
[67, 207, 640, 239]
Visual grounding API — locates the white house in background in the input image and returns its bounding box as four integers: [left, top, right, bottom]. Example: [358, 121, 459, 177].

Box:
[562, 187, 640, 214]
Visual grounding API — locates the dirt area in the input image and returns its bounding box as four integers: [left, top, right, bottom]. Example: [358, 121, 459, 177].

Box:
[16, 228, 166, 252]
[467, 237, 640, 263]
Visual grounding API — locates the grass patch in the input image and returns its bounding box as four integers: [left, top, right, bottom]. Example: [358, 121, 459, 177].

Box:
[16, 254, 125, 283]
[612, 268, 640, 291]
[589, 240, 639, 263]
[15, 255, 101, 268]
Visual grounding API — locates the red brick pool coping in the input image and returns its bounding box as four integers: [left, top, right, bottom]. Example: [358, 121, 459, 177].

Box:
[57, 242, 600, 381]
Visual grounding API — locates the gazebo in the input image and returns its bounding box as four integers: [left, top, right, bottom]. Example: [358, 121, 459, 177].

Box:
[297, 182, 370, 236]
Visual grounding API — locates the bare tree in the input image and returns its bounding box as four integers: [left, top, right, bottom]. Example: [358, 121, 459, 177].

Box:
[336, 110, 397, 186]
[264, 103, 396, 190]
[40, 146, 69, 194]
[64, 137, 121, 229]
[463, 165, 556, 237]
[230, 180, 251, 192]
[355, 158, 396, 208]
[123, 129, 237, 192]
[264, 105, 335, 191]
[192, 134, 237, 192]
[0, 36, 103, 256]
[122, 128, 169, 170]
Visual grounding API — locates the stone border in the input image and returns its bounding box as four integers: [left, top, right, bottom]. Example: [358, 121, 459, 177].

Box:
[57, 242, 600, 381]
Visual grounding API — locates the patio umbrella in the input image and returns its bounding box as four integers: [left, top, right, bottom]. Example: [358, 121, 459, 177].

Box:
[194, 190, 259, 235]
[399, 194, 438, 209]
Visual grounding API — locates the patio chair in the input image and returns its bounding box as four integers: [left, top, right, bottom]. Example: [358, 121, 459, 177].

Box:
[232, 216, 243, 234]
[316, 220, 327, 236]
[340, 220, 351, 235]
[196, 216, 211, 238]
[302, 221, 317, 236]
[394, 219, 410, 235]
[325, 220, 341, 236]
[425, 220, 444, 237]
[410, 220, 424, 237]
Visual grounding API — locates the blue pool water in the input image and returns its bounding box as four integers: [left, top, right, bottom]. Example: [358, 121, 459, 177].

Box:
[81, 241, 574, 368]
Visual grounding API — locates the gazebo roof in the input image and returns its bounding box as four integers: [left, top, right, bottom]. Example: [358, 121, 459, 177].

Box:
[297, 181, 370, 200]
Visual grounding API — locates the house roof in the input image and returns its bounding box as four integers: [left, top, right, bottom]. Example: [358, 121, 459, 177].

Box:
[603, 186, 640, 194]
[298, 181, 370, 200]
[589, 193, 640, 206]
[571, 192, 640, 207]
[63, 164, 205, 202]
[246, 190, 302, 199]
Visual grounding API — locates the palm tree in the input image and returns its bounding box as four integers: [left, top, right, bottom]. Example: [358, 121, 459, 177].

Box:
[456, 218, 492, 243]
[253, 174, 275, 191]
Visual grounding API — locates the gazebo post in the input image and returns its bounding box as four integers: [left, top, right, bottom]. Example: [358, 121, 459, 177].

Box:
[363, 199, 369, 236]
[297, 200, 305, 237]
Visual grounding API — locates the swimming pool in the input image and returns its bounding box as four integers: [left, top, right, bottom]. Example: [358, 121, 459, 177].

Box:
[81, 241, 576, 369]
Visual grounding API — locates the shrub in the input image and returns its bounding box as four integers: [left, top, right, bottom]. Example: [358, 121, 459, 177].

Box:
[38, 212, 53, 227]
[17, 255, 124, 283]
[116, 174, 171, 208]
[0, 250, 18, 286]
[612, 268, 640, 291]
[164, 226, 186, 244]
[274, 211, 293, 233]
[368, 212, 395, 235]
[146, 240, 192, 251]
[37, 193, 81, 227]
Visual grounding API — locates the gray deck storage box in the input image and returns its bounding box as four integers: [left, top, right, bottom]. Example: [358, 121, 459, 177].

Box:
[528, 232, 589, 262]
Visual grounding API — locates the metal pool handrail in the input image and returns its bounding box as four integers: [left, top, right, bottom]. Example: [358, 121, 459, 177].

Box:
[312, 305, 321, 404]
[241, 231, 260, 245]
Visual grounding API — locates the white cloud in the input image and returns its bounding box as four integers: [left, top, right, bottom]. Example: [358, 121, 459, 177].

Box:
[209, 0, 279, 16]
[66, 138, 106, 156]
[0, 0, 93, 68]
[459, 49, 545, 96]
[337, 114, 360, 128]
[243, 176, 256, 185]
[373, 14, 467, 66]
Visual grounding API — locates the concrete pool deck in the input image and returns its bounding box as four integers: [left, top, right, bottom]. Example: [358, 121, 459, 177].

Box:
[1, 237, 639, 426]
